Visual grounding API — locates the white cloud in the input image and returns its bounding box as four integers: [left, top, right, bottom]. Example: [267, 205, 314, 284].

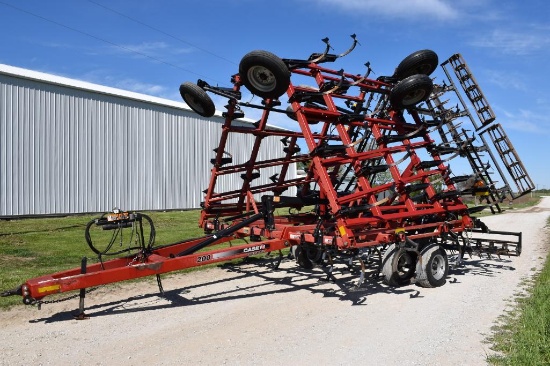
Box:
[113, 78, 167, 95]
[78, 69, 169, 97]
[315, 0, 458, 20]
[498, 108, 550, 135]
[120, 41, 170, 53]
[38, 38, 192, 60]
[115, 41, 192, 58]
[484, 70, 527, 91]
[40, 41, 75, 49]
[469, 27, 550, 55]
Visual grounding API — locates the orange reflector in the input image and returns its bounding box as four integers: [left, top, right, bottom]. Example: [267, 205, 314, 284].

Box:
[38, 284, 61, 293]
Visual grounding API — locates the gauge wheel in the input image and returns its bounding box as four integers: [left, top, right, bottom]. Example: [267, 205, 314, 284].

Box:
[394, 49, 439, 80]
[286, 105, 297, 120]
[292, 245, 314, 269]
[239, 50, 291, 99]
[415, 244, 448, 288]
[381, 244, 417, 286]
[179, 82, 215, 117]
[390, 74, 433, 109]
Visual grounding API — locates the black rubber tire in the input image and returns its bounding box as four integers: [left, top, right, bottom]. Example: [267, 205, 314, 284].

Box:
[286, 103, 320, 124]
[381, 244, 417, 286]
[305, 244, 323, 264]
[394, 49, 439, 80]
[415, 244, 448, 288]
[239, 50, 290, 99]
[390, 74, 433, 109]
[179, 82, 215, 117]
[293, 245, 314, 269]
[286, 105, 297, 120]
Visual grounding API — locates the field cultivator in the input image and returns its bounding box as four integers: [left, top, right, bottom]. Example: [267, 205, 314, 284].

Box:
[2, 36, 528, 314]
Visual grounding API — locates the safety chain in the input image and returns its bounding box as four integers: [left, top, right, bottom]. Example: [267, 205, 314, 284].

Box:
[32, 286, 101, 309]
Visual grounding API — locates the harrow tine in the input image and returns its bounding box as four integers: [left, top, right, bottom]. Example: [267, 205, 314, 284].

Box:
[337, 34, 359, 58]
[307, 37, 332, 63]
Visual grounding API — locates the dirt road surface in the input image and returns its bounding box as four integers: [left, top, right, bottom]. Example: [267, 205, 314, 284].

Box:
[1, 197, 549, 366]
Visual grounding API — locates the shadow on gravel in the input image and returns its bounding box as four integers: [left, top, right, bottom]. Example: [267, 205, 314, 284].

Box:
[449, 256, 516, 278]
[29, 259, 415, 323]
[29, 255, 517, 323]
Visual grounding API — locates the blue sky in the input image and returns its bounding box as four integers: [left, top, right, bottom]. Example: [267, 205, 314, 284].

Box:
[1, 0, 549, 189]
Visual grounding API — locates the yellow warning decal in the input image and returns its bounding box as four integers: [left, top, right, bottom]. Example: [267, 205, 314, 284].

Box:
[38, 284, 61, 293]
[338, 226, 347, 236]
[475, 191, 489, 196]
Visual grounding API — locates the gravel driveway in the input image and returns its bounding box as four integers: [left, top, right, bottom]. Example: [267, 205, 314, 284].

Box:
[1, 197, 549, 366]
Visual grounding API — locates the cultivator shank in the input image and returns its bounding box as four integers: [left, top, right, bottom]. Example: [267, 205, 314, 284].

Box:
[3, 36, 527, 310]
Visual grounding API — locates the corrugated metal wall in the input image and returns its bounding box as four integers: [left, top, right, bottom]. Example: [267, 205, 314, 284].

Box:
[0, 70, 295, 216]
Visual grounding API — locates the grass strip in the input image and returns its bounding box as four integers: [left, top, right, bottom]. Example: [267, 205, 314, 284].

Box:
[487, 220, 550, 365]
[0, 210, 205, 309]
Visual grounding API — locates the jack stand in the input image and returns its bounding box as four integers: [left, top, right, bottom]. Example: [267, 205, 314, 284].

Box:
[74, 257, 88, 320]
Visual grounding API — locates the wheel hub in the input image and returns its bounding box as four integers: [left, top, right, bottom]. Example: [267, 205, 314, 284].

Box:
[395, 251, 415, 278]
[248, 66, 276, 92]
[430, 254, 446, 280]
[403, 89, 426, 105]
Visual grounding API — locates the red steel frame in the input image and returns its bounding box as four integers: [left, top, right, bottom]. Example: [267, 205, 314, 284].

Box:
[200, 60, 474, 247]
[14, 49, 482, 305]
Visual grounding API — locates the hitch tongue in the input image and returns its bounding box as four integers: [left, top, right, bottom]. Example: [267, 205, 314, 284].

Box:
[1, 285, 22, 297]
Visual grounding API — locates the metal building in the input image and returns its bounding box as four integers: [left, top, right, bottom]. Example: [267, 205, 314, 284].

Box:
[0, 64, 295, 217]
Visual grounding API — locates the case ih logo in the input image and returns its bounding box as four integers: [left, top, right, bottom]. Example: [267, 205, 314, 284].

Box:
[243, 244, 267, 254]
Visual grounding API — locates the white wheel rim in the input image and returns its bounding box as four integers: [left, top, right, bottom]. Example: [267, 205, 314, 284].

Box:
[430, 253, 446, 280]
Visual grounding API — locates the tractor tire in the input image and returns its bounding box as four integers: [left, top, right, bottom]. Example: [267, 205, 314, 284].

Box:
[179, 82, 215, 117]
[239, 50, 290, 99]
[415, 244, 448, 288]
[390, 74, 433, 109]
[394, 49, 439, 80]
[381, 244, 417, 286]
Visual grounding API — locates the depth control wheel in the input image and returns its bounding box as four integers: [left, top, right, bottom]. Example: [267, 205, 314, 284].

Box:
[179, 82, 215, 117]
[394, 49, 439, 80]
[291, 245, 314, 269]
[390, 74, 433, 109]
[415, 244, 448, 288]
[381, 244, 417, 286]
[239, 50, 290, 99]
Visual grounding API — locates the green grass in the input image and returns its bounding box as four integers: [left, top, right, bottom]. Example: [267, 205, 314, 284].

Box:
[487, 218, 550, 365]
[0, 210, 205, 309]
[504, 195, 543, 210]
[464, 192, 544, 217]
